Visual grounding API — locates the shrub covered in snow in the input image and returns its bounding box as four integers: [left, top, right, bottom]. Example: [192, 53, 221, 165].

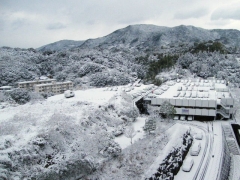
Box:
[108, 91, 139, 122]
[102, 141, 122, 158]
[9, 88, 30, 104]
[78, 62, 103, 77]
[0, 92, 9, 102]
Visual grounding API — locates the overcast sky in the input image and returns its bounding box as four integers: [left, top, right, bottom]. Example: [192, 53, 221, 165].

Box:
[1, 0, 240, 48]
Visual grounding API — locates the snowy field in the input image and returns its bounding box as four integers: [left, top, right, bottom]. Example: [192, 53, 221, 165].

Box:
[0, 84, 158, 179]
[1, 84, 239, 179]
[115, 117, 146, 149]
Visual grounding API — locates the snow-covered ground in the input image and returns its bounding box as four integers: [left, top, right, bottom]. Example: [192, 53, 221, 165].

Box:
[0, 85, 157, 179]
[48, 87, 116, 104]
[115, 117, 146, 149]
[1, 84, 239, 179]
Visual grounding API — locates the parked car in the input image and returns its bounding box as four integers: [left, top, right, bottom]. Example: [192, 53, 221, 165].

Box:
[64, 90, 75, 98]
[180, 115, 186, 121]
[182, 157, 194, 172]
[125, 88, 132, 92]
[174, 115, 179, 120]
[135, 83, 141, 87]
[195, 132, 203, 140]
[177, 86, 182, 91]
[179, 91, 186, 97]
[173, 91, 180, 97]
[187, 116, 193, 121]
[190, 142, 201, 156]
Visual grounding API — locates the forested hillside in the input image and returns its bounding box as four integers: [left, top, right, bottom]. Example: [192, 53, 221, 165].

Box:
[1, 24, 240, 88]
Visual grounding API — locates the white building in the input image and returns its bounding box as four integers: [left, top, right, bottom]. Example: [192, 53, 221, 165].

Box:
[34, 81, 73, 94]
[17, 79, 73, 94]
[144, 79, 234, 120]
[18, 79, 56, 91]
[0, 86, 13, 92]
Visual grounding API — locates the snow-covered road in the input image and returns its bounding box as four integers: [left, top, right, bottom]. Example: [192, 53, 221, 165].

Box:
[175, 121, 225, 180]
[174, 122, 210, 180]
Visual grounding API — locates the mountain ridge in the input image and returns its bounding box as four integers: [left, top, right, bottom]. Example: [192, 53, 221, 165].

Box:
[37, 39, 85, 52]
[37, 24, 240, 53]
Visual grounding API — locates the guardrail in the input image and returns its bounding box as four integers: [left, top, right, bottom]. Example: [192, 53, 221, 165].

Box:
[216, 125, 230, 180]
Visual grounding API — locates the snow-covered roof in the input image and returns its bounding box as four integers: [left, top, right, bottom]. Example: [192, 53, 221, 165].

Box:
[152, 79, 231, 101]
[0, 86, 12, 89]
[35, 81, 73, 87]
[17, 79, 56, 84]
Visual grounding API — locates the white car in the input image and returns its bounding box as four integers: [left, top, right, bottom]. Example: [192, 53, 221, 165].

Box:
[154, 91, 163, 95]
[64, 90, 75, 98]
[179, 91, 186, 97]
[174, 115, 179, 120]
[187, 116, 193, 121]
[190, 142, 201, 156]
[173, 91, 180, 97]
[180, 115, 186, 121]
[185, 92, 191, 98]
[125, 88, 132, 92]
[182, 157, 194, 172]
[195, 132, 203, 140]
[177, 86, 182, 91]
[147, 93, 157, 99]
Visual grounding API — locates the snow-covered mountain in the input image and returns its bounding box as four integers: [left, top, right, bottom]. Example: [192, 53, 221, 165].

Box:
[37, 40, 85, 52]
[87, 24, 240, 51]
[79, 25, 219, 51]
[36, 24, 240, 53]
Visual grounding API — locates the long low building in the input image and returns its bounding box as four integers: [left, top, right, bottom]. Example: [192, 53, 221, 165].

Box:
[34, 81, 73, 94]
[18, 79, 56, 91]
[143, 79, 234, 120]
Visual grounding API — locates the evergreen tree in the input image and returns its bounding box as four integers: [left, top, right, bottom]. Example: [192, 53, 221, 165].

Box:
[159, 101, 176, 119]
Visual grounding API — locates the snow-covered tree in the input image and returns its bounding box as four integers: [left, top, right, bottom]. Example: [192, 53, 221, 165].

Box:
[125, 126, 136, 144]
[144, 118, 156, 134]
[9, 88, 31, 104]
[159, 101, 176, 119]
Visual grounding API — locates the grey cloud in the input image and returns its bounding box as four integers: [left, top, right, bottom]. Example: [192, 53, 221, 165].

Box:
[11, 19, 29, 30]
[0, 19, 5, 31]
[174, 8, 209, 19]
[1, 0, 240, 48]
[47, 22, 66, 30]
[211, 8, 240, 20]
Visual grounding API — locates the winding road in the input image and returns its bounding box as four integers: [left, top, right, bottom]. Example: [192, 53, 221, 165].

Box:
[175, 121, 219, 180]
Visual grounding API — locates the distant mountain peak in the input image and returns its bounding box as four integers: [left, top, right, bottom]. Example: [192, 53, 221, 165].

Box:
[37, 40, 85, 52]
[37, 24, 240, 52]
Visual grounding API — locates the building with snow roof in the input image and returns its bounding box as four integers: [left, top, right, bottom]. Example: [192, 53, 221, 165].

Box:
[34, 81, 73, 94]
[0, 86, 13, 92]
[144, 79, 234, 120]
[18, 79, 56, 91]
